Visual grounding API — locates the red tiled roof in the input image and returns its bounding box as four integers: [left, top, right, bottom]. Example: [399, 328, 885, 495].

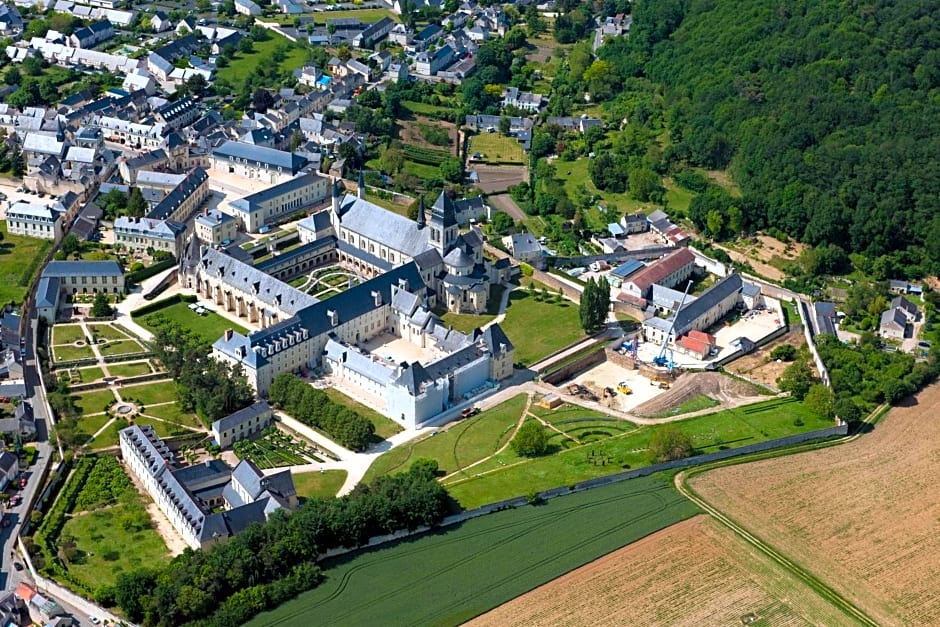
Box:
[688, 329, 716, 345]
[15, 582, 36, 602]
[626, 248, 695, 292]
[676, 336, 710, 356]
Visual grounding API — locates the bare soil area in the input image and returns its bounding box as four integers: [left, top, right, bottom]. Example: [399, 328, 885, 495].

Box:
[724, 328, 806, 390]
[719, 234, 807, 282]
[487, 193, 527, 222]
[632, 371, 766, 418]
[472, 165, 528, 194]
[692, 384, 940, 626]
[399, 117, 458, 154]
[467, 515, 850, 627]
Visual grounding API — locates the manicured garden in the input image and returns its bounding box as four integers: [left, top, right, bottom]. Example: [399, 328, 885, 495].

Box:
[98, 339, 146, 357]
[133, 299, 247, 346]
[72, 389, 117, 415]
[245, 474, 697, 627]
[323, 388, 403, 440]
[499, 285, 585, 365]
[52, 343, 96, 363]
[52, 325, 88, 345]
[121, 380, 179, 406]
[291, 470, 347, 501]
[233, 427, 324, 469]
[88, 324, 130, 342]
[107, 361, 153, 378]
[141, 403, 202, 429]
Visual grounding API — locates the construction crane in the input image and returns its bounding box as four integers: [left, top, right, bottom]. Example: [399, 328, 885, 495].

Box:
[653, 280, 693, 372]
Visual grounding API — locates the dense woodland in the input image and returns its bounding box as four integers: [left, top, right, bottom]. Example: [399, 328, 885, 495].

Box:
[111, 462, 450, 626]
[598, 0, 940, 277]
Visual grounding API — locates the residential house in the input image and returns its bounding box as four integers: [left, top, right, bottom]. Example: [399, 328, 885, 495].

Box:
[620, 212, 648, 234]
[503, 232, 542, 264]
[114, 216, 186, 256]
[234, 0, 261, 15]
[354, 17, 394, 49]
[414, 44, 456, 76]
[151, 10, 171, 32]
[194, 208, 239, 245]
[647, 209, 690, 246]
[68, 19, 113, 48]
[0, 451, 17, 490]
[502, 87, 544, 112]
[880, 307, 908, 340]
[211, 401, 273, 448]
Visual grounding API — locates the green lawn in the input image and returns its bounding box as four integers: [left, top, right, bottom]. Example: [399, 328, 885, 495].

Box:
[107, 361, 152, 378]
[401, 100, 452, 116]
[500, 286, 585, 366]
[69, 366, 104, 383]
[664, 178, 696, 214]
[245, 474, 698, 627]
[142, 403, 203, 429]
[215, 32, 307, 85]
[61, 502, 170, 590]
[324, 388, 403, 440]
[75, 413, 113, 443]
[73, 389, 117, 415]
[0, 221, 53, 304]
[291, 470, 347, 501]
[305, 7, 399, 23]
[446, 398, 832, 509]
[98, 339, 145, 357]
[437, 311, 497, 334]
[122, 380, 178, 406]
[363, 394, 527, 483]
[52, 325, 88, 345]
[468, 133, 526, 164]
[88, 324, 130, 342]
[556, 158, 661, 230]
[133, 416, 195, 438]
[88, 419, 125, 450]
[403, 159, 440, 180]
[52, 344, 96, 363]
[653, 394, 720, 418]
[134, 300, 247, 346]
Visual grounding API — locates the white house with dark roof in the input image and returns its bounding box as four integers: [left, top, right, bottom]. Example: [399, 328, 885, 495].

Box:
[210, 140, 307, 185]
[0, 451, 18, 490]
[6, 201, 65, 241]
[211, 401, 273, 448]
[114, 216, 186, 256]
[195, 208, 239, 245]
[228, 171, 329, 232]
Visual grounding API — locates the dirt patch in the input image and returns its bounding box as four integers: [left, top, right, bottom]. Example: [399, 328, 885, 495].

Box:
[631, 372, 766, 418]
[488, 193, 527, 222]
[398, 117, 458, 154]
[471, 164, 528, 194]
[691, 383, 940, 626]
[724, 328, 805, 389]
[719, 234, 806, 283]
[467, 515, 849, 627]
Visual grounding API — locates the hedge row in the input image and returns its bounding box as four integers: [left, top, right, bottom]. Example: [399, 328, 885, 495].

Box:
[130, 293, 197, 318]
[125, 257, 176, 285]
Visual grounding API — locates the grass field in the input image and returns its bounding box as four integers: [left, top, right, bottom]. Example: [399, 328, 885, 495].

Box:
[363, 394, 528, 483]
[122, 380, 178, 406]
[98, 339, 145, 357]
[72, 366, 104, 382]
[469, 134, 526, 164]
[291, 470, 347, 501]
[215, 32, 307, 85]
[445, 398, 830, 509]
[309, 7, 398, 22]
[403, 159, 440, 180]
[75, 413, 113, 443]
[401, 100, 452, 116]
[323, 388, 403, 440]
[245, 474, 698, 627]
[107, 361, 152, 378]
[437, 311, 497, 334]
[134, 299, 246, 346]
[499, 287, 584, 366]
[653, 394, 720, 418]
[73, 389, 117, 415]
[0, 221, 52, 304]
[52, 325, 88, 345]
[61, 490, 170, 590]
[134, 415, 194, 438]
[88, 324, 130, 342]
[52, 344, 96, 363]
[689, 384, 940, 625]
[142, 403, 202, 429]
[88, 419, 124, 450]
[471, 515, 852, 626]
[556, 158, 660, 230]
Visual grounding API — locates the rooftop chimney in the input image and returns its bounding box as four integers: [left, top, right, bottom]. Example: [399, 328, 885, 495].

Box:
[224, 328, 233, 341]
[372, 290, 382, 307]
[327, 309, 338, 327]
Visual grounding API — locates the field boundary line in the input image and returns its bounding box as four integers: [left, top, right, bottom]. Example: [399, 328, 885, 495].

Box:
[675, 404, 889, 627]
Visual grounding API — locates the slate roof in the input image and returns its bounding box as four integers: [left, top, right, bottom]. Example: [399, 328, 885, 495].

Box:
[479, 322, 513, 354]
[671, 273, 743, 336]
[195, 208, 237, 228]
[212, 140, 306, 174]
[509, 232, 540, 256]
[232, 172, 327, 210]
[43, 260, 122, 278]
[199, 247, 318, 314]
[0, 451, 17, 474]
[814, 302, 837, 336]
[880, 307, 907, 332]
[651, 284, 697, 311]
[337, 193, 430, 259]
[35, 277, 60, 309]
[325, 339, 395, 384]
[212, 401, 271, 433]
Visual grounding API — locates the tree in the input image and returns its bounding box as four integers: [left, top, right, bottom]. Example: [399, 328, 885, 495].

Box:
[833, 397, 861, 423]
[490, 211, 514, 235]
[60, 233, 80, 257]
[90, 292, 113, 318]
[770, 344, 797, 361]
[439, 157, 463, 183]
[252, 88, 274, 113]
[511, 421, 549, 457]
[498, 115, 511, 136]
[805, 383, 835, 418]
[628, 167, 663, 202]
[648, 425, 694, 462]
[185, 73, 207, 98]
[579, 277, 609, 332]
[126, 187, 146, 218]
[238, 37, 254, 54]
[777, 360, 817, 400]
[3, 66, 19, 86]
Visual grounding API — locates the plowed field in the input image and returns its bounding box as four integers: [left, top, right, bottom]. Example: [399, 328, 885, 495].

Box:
[468, 515, 851, 627]
[691, 386, 940, 626]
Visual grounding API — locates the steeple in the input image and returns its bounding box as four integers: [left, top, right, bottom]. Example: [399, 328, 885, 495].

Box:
[429, 191, 459, 253]
[416, 196, 425, 229]
[331, 178, 342, 218]
[357, 169, 364, 199]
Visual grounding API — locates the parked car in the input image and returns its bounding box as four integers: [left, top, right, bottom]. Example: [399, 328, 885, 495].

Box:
[460, 406, 480, 418]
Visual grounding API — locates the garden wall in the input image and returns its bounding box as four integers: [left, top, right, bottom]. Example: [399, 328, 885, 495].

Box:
[541, 348, 606, 385]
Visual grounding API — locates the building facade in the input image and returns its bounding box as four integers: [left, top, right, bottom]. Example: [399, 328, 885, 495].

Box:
[6, 202, 64, 241]
[228, 171, 329, 232]
[195, 208, 239, 245]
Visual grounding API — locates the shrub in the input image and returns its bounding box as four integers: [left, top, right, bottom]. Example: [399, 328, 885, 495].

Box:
[770, 344, 797, 361]
[648, 425, 694, 463]
[511, 421, 549, 457]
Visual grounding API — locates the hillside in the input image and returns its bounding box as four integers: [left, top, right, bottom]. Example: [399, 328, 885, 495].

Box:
[629, 0, 940, 275]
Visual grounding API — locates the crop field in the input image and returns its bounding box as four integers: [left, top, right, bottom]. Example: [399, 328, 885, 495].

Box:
[471, 515, 852, 627]
[403, 144, 450, 166]
[690, 384, 940, 626]
[468, 134, 526, 164]
[444, 397, 830, 509]
[245, 474, 698, 627]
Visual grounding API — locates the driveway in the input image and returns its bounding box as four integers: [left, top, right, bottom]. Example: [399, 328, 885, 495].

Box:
[487, 193, 528, 222]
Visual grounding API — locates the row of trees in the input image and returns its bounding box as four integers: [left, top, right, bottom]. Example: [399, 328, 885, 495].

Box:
[579, 276, 611, 333]
[111, 463, 450, 626]
[148, 316, 254, 424]
[268, 373, 376, 451]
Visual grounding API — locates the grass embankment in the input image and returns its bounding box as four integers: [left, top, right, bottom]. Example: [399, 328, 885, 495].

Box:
[499, 286, 585, 366]
[0, 221, 53, 304]
[214, 32, 307, 84]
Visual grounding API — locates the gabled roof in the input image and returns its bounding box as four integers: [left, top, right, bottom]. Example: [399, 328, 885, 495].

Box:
[43, 260, 122, 278]
[671, 273, 743, 336]
[625, 248, 695, 293]
[336, 193, 430, 259]
[212, 401, 271, 433]
[212, 140, 307, 173]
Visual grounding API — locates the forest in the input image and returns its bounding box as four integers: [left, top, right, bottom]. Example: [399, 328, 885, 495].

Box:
[614, 0, 940, 277]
